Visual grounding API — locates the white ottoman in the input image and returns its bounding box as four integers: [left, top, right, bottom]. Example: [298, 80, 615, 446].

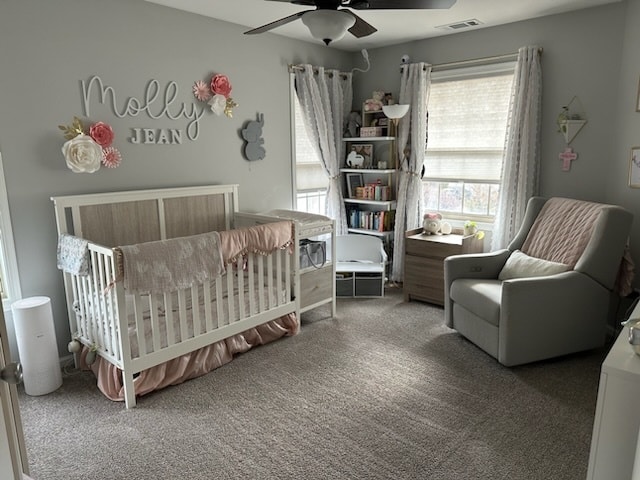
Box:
[11, 296, 62, 396]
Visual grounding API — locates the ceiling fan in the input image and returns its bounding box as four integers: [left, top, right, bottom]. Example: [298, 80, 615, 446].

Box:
[244, 0, 457, 46]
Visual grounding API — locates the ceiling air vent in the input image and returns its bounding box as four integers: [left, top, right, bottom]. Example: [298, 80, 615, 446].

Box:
[436, 19, 483, 31]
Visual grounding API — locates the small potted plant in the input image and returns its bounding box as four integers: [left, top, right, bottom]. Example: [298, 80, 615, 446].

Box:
[463, 221, 477, 236]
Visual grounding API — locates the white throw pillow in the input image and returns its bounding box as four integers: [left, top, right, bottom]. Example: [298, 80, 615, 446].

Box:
[498, 250, 570, 281]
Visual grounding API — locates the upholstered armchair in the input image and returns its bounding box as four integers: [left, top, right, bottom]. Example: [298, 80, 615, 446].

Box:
[444, 197, 633, 366]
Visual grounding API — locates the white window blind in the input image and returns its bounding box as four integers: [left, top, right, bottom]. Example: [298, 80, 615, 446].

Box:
[425, 63, 514, 182]
[294, 93, 328, 191]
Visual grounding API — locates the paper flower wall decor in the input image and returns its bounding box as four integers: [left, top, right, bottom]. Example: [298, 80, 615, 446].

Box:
[192, 73, 238, 118]
[58, 117, 122, 173]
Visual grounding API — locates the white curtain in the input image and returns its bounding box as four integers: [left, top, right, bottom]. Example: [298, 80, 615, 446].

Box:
[294, 65, 351, 234]
[391, 63, 431, 282]
[491, 46, 542, 250]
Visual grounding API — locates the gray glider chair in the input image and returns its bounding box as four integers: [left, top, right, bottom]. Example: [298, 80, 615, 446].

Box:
[444, 196, 633, 366]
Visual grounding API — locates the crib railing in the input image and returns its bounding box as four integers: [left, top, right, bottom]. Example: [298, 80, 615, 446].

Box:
[69, 243, 294, 374]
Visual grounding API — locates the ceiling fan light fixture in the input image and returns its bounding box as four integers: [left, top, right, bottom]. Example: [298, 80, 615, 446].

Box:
[301, 10, 356, 45]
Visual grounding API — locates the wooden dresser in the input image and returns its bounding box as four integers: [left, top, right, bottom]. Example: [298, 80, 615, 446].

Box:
[403, 228, 483, 305]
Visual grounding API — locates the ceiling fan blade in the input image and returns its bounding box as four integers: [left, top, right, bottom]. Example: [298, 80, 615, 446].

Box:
[265, 0, 342, 6]
[345, 10, 377, 38]
[244, 11, 307, 35]
[349, 0, 457, 9]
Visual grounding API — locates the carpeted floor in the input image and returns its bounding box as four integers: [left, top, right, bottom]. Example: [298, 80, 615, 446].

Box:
[18, 287, 608, 479]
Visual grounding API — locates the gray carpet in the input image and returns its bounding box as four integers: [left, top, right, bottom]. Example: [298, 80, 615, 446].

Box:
[18, 287, 607, 480]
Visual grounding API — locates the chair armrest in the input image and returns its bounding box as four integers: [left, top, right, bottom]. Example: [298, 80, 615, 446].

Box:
[498, 271, 609, 365]
[444, 249, 511, 282]
[443, 249, 511, 326]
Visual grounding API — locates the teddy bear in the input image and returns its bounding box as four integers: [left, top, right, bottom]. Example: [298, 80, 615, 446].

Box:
[364, 91, 385, 112]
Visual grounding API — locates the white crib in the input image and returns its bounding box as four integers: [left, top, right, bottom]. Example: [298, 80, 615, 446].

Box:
[52, 184, 300, 408]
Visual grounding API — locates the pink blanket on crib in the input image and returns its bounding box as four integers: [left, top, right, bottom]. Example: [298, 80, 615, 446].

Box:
[218, 221, 294, 263]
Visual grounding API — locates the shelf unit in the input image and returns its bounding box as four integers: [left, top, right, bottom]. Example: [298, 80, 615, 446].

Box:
[341, 128, 399, 274]
[341, 135, 398, 234]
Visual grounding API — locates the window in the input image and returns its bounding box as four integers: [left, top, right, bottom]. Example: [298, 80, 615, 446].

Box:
[423, 62, 515, 222]
[292, 82, 328, 216]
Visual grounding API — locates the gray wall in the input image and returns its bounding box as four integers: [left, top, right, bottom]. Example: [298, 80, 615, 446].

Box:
[0, 0, 351, 355]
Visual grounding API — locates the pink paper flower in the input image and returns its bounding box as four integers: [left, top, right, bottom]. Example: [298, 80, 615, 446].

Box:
[210, 74, 232, 98]
[102, 146, 122, 168]
[89, 122, 114, 147]
[192, 80, 211, 102]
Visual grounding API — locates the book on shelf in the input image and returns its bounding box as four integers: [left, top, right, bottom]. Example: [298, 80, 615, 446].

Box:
[354, 182, 391, 201]
[347, 209, 396, 232]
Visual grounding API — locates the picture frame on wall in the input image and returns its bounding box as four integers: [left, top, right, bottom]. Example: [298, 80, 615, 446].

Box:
[629, 146, 640, 188]
[346, 173, 364, 198]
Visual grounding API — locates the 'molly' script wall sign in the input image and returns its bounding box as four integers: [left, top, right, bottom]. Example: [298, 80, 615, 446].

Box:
[81, 75, 206, 144]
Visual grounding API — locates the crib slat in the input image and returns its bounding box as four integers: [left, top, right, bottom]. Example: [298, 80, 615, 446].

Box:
[95, 253, 112, 355]
[105, 254, 121, 361]
[237, 256, 245, 321]
[275, 249, 283, 306]
[247, 253, 255, 316]
[165, 292, 175, 347]
[150, 294, 161, 353]
[178, 289, 188, 341]
[226, 269, 235, 324]
[203, 279, 213, 332]
[215, 277, 223, 328]
[258, 255, 265, 313]
[134, 296, 146, 357]
[285, 248, 291, 303]
[192, 284, 201, 336]
[86, 256, 100, 345]
[267, 254, 274, 309]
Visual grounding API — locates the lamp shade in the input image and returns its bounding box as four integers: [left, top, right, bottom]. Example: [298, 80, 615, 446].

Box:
[301, 10, 355, 45]
[382, 104, 410, 119]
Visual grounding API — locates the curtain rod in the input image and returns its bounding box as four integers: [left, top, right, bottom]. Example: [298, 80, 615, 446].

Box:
[288, 64, 349, 79]
[401, 48, 543, 72]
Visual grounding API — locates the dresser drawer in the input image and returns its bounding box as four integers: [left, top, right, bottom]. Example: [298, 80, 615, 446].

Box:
[404, 255, 445, 305]
[300, 265, 333, 309]
[405, 237, 461, 259]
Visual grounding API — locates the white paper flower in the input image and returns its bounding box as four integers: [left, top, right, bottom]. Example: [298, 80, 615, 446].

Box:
[62, 134, 102, 173]
[207, 94, 227, 116]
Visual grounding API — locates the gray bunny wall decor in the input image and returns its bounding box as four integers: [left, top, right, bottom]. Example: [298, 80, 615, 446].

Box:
[241, 113, 266, 161]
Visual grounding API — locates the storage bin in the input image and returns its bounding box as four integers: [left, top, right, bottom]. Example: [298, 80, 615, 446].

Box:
[354, 273, 384, 297]
[336, 273, 354, 297]
[360, 127, 383, 137]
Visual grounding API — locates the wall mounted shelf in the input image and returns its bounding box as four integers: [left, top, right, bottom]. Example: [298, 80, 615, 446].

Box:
[558, 119, 587, 144]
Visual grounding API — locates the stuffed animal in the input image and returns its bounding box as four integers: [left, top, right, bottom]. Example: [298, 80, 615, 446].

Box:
[423, 212, 442, 235]
[364, 91, 385, 112]
[344, 111, 362, 138]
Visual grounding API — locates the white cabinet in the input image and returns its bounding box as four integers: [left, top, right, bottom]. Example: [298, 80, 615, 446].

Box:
[587, 301, 640, 479]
